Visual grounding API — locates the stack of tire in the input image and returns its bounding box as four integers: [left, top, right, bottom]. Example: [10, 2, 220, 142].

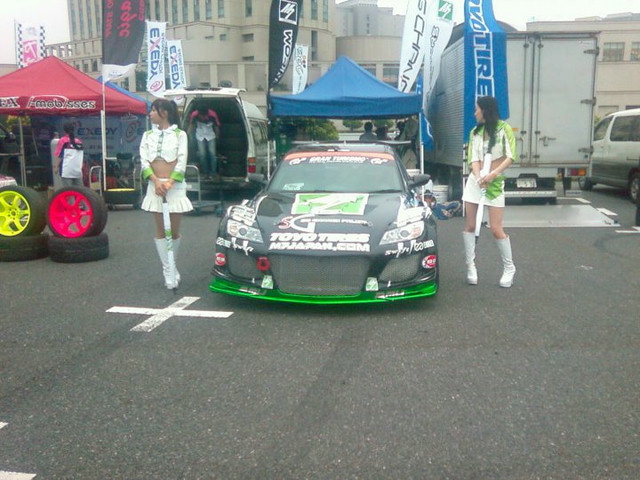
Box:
[47, 186, 109, 263]
[0, 185, 49, 261]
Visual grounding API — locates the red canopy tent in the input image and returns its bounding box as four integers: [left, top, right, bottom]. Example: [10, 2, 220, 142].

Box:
[0, 56, 147, 187]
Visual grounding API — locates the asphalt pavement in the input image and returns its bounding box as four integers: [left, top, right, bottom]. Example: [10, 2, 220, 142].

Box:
[0, 185, 638, 479]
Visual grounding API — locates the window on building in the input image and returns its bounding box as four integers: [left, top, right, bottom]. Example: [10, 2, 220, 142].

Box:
[194, 0, 200, 20]
[91, 59, 98, 72]
[205, 0, 212, 19]
[382, 64, 399, 86]
[242, 56, 255, 62]
[603, 42, 624, 62]
[172, 0, 178, 21]
[135, 70, 146, 92]
[323, 0, 328, 22]
[311, 0, 318, 20]
[245, 0, 252, 16]
[311, 30, 318, 61]
[220, 33, 227, 41]
[182, 0, 189, 22]
[242, 33, 254, 42]
[86, 0, 93, 36]
[165, 0, 169, 21]
[631, 42, 640, 62]
[96, 0, 102, 35]
[218, 0, 224, 18]
[362, 64, 376, 77]
[155, 0, 161, 20]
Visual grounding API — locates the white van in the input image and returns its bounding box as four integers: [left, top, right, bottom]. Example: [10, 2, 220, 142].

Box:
[164, 88, 273, 192]
[582, 108, 640, 202]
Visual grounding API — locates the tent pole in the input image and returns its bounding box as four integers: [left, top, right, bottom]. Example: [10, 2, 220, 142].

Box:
[18, 117, 27, 187]
[101, 81, 107, 193]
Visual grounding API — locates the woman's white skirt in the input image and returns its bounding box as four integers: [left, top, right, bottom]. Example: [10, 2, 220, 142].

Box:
[462, 173, 505, 208]
[141, 178, 193, 213]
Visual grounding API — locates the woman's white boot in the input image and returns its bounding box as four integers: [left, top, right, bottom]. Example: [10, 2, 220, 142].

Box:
[154, 237, 181, 289]
[462, 232, 478, 285]
[496, 236, 516, 287]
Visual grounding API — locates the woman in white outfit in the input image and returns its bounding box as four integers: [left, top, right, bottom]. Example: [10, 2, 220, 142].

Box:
[140, 98, 193, 289]
[462, 96, 517, 288]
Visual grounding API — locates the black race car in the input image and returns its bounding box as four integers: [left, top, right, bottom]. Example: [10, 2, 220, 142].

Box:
[210, 143, 438, 304]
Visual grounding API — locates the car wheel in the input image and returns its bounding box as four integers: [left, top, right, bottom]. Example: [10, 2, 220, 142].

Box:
[48, 232, 109, 263]
[578, 176, 594, 191]
[629, 172, 640, 204]
[0, 185, 47, 237]
[47, 187, 108, 238]
[0, 233, 49, 262]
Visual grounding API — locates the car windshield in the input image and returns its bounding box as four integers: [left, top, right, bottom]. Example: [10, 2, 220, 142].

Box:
[268, 151, 403, 194]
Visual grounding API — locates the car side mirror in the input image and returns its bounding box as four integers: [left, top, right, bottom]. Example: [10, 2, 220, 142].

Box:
[248, 173, 267, 186]
[408, 173, 431, 189]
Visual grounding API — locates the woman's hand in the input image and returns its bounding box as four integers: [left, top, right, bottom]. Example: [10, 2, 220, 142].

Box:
[479, 171, 497, 187]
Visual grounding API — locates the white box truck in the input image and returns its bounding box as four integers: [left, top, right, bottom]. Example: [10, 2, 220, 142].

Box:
[429, 31, 598, 203]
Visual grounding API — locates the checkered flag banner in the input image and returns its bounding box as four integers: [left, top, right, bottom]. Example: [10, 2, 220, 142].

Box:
[15, 22, 46, 68]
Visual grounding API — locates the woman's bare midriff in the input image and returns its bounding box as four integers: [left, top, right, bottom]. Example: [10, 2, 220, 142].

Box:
[150, 157, 177, 178]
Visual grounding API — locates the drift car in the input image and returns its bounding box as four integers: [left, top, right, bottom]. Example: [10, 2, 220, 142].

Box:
[210, 143, 438, 304]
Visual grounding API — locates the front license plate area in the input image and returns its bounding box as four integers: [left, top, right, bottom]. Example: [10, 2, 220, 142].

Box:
[517, 178, 537, 189]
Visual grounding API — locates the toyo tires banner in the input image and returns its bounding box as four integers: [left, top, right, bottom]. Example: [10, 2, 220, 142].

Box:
[101, 0, 146, 82]
[268, 0, 303, 89]
[463, 0, 509, 138]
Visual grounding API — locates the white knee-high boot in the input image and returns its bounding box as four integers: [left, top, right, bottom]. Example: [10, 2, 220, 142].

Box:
[462, 231, 478, 285]
[173, 236, 181, 286]
[154, 238, 181, 289]
[496, 236, 516, 288]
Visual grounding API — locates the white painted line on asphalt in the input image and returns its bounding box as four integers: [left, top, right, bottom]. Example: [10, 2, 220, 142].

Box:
[569, 197, 591, 204]
[615, 226, 640, 234]
[0, 472, 36, 480]
[0, 423, 6, 430]
[106, 296, 233, 332]
[596, 207, 618, 216]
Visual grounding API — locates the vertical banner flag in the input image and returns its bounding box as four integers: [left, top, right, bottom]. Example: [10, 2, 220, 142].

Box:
[397, 0, 428, 93]
[268, 0, 303, 88]
[102, 0, 147, 82]
[146, 21, 167, 96]
[292, 44, 309, 94]
[15, 23, 46, 68]
[421, 0, 455, 150]
[463, 0, 509, 139]
[167, 39, 187, 90]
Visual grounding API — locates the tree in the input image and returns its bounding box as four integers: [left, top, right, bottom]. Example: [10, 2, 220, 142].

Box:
[343, 119, 363, 132]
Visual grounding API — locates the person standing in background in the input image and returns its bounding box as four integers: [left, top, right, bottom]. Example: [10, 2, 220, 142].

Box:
[188, 106, 221, 179]
[54, 123, 84, 187]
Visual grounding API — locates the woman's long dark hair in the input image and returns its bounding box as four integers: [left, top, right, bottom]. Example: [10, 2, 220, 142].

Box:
[151, 98, 180, 126]
[476, 96, 500, 150]
[63, 122, 77, 145]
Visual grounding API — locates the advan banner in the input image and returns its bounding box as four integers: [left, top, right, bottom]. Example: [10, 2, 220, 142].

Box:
[397, 0, 428, 93]
[14, 22, 45, 68]
[268, 0, 303, 88]
[102, 0, 146, 82]
[167, 40, 187, 90]
[292, 44, 309, 94]
[146, 21, 167, 96]
[421, 0, 455, 150]
[463, 0, 509, 138]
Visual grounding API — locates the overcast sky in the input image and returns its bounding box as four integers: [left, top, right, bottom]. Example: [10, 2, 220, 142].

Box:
[1, 0, 638, 64]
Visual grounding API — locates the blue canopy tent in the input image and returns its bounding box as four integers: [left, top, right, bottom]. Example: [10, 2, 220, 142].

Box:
[268, 56, 421, 119]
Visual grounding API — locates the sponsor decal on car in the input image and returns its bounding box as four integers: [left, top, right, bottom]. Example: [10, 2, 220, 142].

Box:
[292, 193, 369, 216]
[384, 239, 435, 257]
[269, 232, 370, 252]
[217, 236, 255, 255]
[278, 214, 370, 233]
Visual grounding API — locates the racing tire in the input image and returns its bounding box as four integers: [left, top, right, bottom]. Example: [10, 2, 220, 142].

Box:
[0, 185, 47, 238]
[48, 232, 109, 263]
[47, 186, 108, 238]
[0, 233, 49, 262]
[629, 172, 639, 204]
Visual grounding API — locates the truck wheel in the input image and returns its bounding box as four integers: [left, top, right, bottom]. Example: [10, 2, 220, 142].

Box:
[49, 233, 109, 263]
[578, 177, 594, 191]
[0, 233, 49, 261]
[47, 187, 108, 238]
[629, 173, 640, 204]
[0, 186, 47, 237]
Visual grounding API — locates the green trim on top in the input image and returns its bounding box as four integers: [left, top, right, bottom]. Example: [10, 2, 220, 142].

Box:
[141, 167, 154, 180]
[170, 171, 185, 182]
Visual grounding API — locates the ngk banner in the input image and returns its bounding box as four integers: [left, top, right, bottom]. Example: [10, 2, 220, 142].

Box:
[398, 0, 428, 93]
[146, 21, 167, 96]
[268, 0, 303, 88]
[15, 23, 45, 68]
[102, 0, 146, 82]
[421, 0, 454, 150]
[292, 44, 308, 94]
[463, 0, 509, 138]
[167, 40, 187, 90]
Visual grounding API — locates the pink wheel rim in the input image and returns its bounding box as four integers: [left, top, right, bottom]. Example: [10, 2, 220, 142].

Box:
[49, 190, 95, 238]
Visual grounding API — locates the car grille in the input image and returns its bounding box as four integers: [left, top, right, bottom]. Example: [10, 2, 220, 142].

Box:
[379, 254, 421, 283]
[269, 255, 370, 296]
[227, 250, 262, 279]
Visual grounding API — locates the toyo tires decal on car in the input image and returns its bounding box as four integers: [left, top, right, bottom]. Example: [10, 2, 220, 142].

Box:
[48, 233, 109, 263]
[0, 233, 49, 262]
[47, 187, 108, 238]
[0, 185, 47, 237]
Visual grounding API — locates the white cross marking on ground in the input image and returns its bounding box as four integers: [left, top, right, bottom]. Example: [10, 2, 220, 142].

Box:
[0, 424, 37, 479]
[106, 296, 233, 332]
[615, 226, 640, 234]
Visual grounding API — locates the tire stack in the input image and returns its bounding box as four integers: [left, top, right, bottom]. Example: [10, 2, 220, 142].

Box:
[47, 186, 109, 263]
[0, 186, 49, 261]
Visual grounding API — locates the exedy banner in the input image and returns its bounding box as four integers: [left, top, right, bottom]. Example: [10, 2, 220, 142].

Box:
[268, 0, 303, 88]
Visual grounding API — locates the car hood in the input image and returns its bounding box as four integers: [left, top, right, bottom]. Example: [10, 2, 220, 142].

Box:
[228, 191, 427, 244]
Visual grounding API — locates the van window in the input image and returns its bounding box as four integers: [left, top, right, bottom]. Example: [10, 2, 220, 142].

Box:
[593, 117, 611, 141]
[610, 115, 636, 142]
[250, 120, 268, 154]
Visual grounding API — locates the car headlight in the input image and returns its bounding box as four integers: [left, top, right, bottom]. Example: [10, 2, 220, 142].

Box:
[380, 221, 425, 245]
[227, 219, 263, 243]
